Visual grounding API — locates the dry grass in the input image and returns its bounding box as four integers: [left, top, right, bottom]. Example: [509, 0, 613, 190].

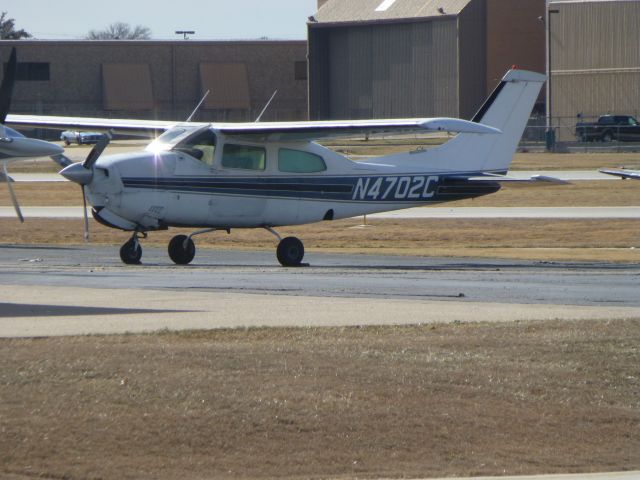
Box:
[1, 217, 639, 263]
[1, 321, 639, 480]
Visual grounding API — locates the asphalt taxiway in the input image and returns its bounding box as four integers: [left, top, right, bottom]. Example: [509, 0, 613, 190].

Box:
[1, 245, 638, 338]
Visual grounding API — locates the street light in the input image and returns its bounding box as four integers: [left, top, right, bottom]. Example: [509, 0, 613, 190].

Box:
[541, 1, 560, 150]
[175, 30, 195, 40]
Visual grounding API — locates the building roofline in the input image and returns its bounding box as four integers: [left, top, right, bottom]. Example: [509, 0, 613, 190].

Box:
[307, 14, 456, 29]
[0, 39, 307, 47]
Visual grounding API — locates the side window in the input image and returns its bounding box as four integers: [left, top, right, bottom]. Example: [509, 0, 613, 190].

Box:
[278, 149, 327, 173]
[222, 144, 266, 171]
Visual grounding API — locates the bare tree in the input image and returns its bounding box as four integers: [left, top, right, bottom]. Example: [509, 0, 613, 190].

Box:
[87, 22, 151, 40]
[0, 12, 32, 39]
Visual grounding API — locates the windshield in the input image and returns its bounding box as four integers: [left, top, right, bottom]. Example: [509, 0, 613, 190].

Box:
[145, 125, 209, 153]
[173, 128, 217, 165]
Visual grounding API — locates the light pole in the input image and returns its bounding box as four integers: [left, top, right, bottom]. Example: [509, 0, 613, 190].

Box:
[543, 1, 560, 150]
[175, 30, 195, 40]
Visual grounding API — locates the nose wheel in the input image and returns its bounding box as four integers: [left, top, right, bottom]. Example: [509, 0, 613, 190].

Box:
[119, 234, 143, 265]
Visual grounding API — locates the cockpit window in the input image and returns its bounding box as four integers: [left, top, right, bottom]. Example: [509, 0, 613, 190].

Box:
[173, 129, 217, 165]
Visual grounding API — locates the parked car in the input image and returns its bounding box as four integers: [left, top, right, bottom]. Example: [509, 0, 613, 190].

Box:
[575, 115, 640, 142]
[60, 130, 103, 145]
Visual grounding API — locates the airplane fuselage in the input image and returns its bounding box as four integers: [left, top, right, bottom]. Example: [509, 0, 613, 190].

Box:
[54, 68, 545, 266]
[86, 133, 500, 232]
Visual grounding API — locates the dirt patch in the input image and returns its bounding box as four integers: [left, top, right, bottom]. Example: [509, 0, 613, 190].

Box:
[1, 321, 638, 479]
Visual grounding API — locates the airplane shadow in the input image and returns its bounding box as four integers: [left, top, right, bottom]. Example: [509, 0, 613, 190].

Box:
[0, 303, 193, 318]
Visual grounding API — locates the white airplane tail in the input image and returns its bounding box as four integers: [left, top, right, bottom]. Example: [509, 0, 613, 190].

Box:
[433, 69, 546, 174]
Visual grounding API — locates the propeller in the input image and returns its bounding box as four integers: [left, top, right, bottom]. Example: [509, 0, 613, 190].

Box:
[59, 132, 111, 241]
[0, 47, 17, 126]
[2, 162, 23, 222]
[0, 47, 21, 221]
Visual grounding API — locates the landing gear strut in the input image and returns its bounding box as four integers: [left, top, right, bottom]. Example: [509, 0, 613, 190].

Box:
[162, 227, 305, 267]
[119, 232, 144, 265]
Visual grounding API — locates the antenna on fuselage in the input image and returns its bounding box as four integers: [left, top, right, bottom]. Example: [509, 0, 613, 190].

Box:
[186, 90, 210, 122]
[255, 89, 278, 122]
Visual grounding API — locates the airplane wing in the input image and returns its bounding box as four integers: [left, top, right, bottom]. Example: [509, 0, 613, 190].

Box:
[6, 114, 500, 142]
[6, 114, 179, 137]
[599, 168, 640, 180]
[214, 117, 501, 141]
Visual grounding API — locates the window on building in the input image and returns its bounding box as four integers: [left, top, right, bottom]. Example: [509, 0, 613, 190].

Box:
[102, 63, 154, 110]
[222, 144, 266, 170]
[278, 149, 326, 173]
[294, 61, 307, 81]
[3, 62, 50, 81]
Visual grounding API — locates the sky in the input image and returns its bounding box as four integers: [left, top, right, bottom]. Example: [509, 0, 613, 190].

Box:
[2, 0, 319, 40]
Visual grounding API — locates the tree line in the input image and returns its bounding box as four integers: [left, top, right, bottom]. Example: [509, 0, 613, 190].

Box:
[1, 11, 151, 40]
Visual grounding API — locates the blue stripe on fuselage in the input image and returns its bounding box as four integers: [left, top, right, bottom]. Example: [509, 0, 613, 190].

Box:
[120, 174, 499, 203]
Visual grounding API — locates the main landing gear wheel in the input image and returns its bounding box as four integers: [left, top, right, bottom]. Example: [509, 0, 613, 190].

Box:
[168, 234, 196, 265]
[120, 237, 142, 265]
[276, 236, 304, 267]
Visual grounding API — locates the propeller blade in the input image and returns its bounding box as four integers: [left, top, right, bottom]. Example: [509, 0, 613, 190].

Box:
[0, 48, 17, 125]
[2, 162, 23, 222]
[82, 132, 111, 169]
[81, 185, 89, 242]
[51, 153, 74, 168]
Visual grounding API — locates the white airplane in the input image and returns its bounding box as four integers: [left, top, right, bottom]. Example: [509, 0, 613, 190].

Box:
[7, 69, 552, 266]
[0, 48, 64, 222]
[599, 168, 640, 180]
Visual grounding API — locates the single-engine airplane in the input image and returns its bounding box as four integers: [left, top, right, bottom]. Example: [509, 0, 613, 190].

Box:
[0, 48, 64, 222]
[7, 69, 552, 266]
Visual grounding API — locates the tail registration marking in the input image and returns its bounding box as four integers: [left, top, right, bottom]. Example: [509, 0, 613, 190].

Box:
[353, 175, 439, 201]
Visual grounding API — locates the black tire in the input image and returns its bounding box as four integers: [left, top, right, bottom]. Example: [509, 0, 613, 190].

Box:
[168, 235, 196, 265]
[602, 131, 614, 142]
[276, 236, 304, 267]
[119, 238, 142, 265]
[63, 139, 71, 146]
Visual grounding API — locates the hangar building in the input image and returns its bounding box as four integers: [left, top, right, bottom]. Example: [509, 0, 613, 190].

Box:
[549, 0, 640, 140]
[308, 0, 545, 120]
[0, 40, 308, 123]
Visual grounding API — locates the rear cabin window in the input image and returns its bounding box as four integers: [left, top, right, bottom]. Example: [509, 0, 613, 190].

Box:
[222, 144, 266, 170]
[278, 149, 327, 173]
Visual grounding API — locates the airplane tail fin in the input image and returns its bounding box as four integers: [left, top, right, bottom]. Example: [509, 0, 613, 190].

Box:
[435, 69, 546, 173]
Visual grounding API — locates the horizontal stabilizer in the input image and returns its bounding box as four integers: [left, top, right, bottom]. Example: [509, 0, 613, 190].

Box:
[464, 174, 570, 185]
[599, 168, 640, 180]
